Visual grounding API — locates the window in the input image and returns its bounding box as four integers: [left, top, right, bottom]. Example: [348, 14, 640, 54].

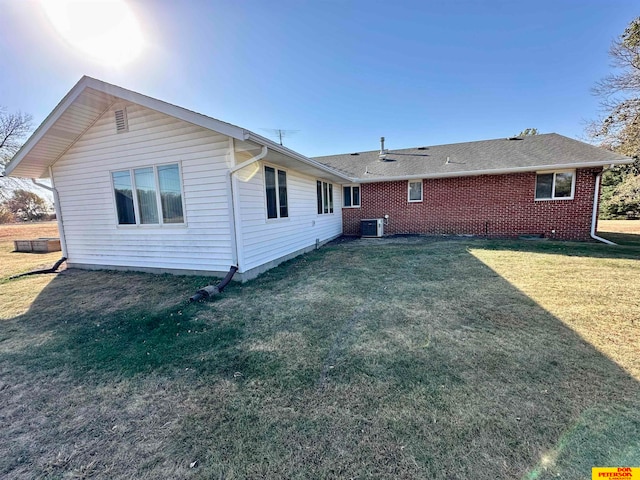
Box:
[408, 180, 423, 202]
[535, 171, 575, 200]
[265, 166, 288, 219]
[317, 180, 334, 214]
[343, 185, 361, 207]
[112, 163, 184, 225]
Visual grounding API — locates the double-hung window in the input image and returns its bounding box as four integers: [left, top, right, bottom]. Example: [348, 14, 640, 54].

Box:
[408, 180, 423, 202]
[343, 185, 361, 207]
[265, 166, 288, 219]
[535, 171, 575, 200]
[112, 163, 185, 226]
[317, 180, 334, 214]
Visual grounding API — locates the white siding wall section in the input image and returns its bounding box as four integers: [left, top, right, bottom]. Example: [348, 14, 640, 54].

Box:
[237, 163, 343, 273]
[53, 103, 234, 273]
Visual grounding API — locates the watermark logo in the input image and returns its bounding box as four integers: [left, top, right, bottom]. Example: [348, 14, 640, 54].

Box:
[592, 467, 640, 479]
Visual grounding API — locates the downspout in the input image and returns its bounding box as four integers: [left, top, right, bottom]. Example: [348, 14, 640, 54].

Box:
[590, 171, 616, 245]
[228, 145, 268, 268]
[32, 166, 68, 256]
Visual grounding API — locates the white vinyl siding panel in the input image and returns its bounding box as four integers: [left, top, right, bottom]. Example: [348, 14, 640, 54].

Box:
[52, 103, 234, 272]
[237, 165, 342, 272]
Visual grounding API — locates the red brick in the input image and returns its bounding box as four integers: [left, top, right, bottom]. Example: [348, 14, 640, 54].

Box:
[342, 168, 601, 241]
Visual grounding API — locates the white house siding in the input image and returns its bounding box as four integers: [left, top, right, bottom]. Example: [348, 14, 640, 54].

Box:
[52, 102, 235, 274]
[236, 163, 343, 276]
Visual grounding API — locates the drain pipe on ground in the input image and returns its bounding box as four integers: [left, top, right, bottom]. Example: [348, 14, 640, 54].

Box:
[590, 171, 617, 245]
[9, 257, 67, 279]
[189, 266, 238, 302]
[189, 145, 268, 302]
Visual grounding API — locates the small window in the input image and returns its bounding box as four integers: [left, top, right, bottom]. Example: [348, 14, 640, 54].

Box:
[317, 180, 334, 215]
[535, 171, 575, 200]
[135, 167, 159, 224]
[408, 180, 423, 202]
[112, 163, 185, 226]
[112, 170, 136, 224]
[265, 166, 288, 219]
[157, 164, 184, 223]
[343, 185, 361, 208]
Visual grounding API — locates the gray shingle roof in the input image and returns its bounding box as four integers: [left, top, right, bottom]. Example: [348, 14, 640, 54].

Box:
[312, 133, 632, 182]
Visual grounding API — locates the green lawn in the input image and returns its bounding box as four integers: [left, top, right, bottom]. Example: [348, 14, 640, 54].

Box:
[1, 234, 639, 479]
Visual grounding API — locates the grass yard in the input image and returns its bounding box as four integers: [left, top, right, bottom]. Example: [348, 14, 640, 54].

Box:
[0, 224, 639, 479]
[598, 219, 640, 247]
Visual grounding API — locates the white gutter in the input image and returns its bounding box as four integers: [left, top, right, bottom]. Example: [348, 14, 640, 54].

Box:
[32, 166, 68, 256]
[228, 145, 268, 268]
[244, 132, 352, 182]
[230, 145, 267, 174]
[352, 160, 636, 184]
[590, 171, 616, 245]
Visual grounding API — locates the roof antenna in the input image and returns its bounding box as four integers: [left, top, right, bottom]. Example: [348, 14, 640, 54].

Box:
[379, 136, 387, 161]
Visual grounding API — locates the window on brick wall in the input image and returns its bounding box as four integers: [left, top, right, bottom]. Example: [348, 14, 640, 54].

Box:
[408, 180, 423, 202]
[343, 185, 361, 207]
[317, 180, 334, 214]
[535, 171, 575, 200]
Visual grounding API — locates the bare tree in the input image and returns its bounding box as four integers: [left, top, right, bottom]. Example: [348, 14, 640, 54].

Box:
[588, 17, 640, 157]
[588, 17, 640, 218]
[0, 107, 44, 208]
[0, 107, 33, 169]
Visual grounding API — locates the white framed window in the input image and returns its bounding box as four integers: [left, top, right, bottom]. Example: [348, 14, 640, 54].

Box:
[265, 165, 288, 219]
[535, 170, 575, 200]
[112, 163, 185, 226]
[343, 185, 361, 208]
[408, 180, 423, 202]
[317, 180, 334, 214]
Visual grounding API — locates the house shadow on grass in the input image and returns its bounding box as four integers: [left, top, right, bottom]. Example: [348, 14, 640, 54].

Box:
[0, 239, 639, 479]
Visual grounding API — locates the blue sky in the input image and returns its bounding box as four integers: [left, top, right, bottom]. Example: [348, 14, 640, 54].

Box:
[1, 0, 637, 157]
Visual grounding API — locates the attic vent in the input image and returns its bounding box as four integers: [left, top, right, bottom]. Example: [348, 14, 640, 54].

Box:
[417, 147, 427, 150]
[507, 136, 522, 141]
[350, 152, 360, 156]
[115, 109, 128, 133]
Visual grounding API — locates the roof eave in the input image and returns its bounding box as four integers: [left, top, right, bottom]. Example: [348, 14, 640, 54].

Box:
[352, 159, 634, 184]
[5, 76, 248, 178]
[5, 76, 93, 178]
[243, 132, 354, 182]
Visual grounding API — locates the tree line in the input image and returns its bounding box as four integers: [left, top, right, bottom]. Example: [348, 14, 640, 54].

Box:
[0, 108, 50, 223]
[588, 17, 640, 219]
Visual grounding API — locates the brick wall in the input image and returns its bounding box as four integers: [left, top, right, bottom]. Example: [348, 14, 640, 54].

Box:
[342, 168, 602, 241]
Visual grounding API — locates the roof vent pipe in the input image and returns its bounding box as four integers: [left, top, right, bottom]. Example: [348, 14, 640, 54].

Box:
[379, 136, 387, 161]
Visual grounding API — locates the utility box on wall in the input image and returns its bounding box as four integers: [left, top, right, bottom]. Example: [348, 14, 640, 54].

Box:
[360, 219, 384, 238]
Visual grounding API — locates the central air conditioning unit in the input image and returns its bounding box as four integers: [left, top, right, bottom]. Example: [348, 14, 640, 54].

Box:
[361, 218, 384, 238]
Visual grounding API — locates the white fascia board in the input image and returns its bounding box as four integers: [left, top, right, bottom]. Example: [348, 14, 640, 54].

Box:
[243, 132, 354, 182]
[4, 77, 93, 177]
[352, 159, 634, 184]
[5, 76, 248, 177]
[81, 77, 246, 140]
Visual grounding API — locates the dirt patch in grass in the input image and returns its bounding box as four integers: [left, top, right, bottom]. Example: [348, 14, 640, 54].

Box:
[598, 220, 640, 246]
[0, 221, 59, 242]
[0, 235, 639, 479]
[1, 223, 65, 318]
[599, 220, 640, 235]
